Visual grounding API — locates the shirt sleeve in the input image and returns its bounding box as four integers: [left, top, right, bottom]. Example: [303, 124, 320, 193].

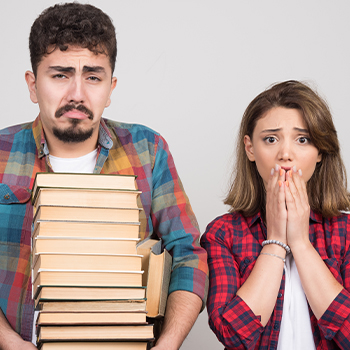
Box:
[150, 134, 208, 306]
[200, 216, 264, 350]
[318, 236, 350, 349]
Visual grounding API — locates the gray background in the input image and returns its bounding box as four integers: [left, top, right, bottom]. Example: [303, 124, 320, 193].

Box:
[1, 1, 350, 349]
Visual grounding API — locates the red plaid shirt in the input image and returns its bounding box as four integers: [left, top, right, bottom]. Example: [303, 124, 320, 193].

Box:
[201, 210, 350, 350]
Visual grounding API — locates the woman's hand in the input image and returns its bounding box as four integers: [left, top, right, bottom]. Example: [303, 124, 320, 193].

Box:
[284, 166, 311, 250]
[265, 164, 287, 244]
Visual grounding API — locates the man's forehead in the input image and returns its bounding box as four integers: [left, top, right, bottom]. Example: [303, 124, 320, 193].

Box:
[39, 46, 111, 72]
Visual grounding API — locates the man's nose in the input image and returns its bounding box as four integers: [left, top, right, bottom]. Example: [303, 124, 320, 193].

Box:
[66, 78, 85, 104]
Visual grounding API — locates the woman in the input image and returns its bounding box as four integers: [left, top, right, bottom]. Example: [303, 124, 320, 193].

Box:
[201, 80, 350, 350]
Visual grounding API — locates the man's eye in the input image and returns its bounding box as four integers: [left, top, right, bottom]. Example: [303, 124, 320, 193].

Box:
[88, 76, 101, 81]
[53, 74, 66, 79]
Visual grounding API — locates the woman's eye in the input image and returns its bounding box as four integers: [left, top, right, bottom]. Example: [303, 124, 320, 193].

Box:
[298, 137, 309, 144]
[264, 137, 276, 144]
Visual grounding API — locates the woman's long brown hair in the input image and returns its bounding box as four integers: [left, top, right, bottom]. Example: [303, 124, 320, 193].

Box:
[225, 80, 350, 218]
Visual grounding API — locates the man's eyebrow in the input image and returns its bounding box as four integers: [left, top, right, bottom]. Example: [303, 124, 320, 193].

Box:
[82, 66, 106, 73]
[47, 66, 107, 74]
[48, 66, 75, 73]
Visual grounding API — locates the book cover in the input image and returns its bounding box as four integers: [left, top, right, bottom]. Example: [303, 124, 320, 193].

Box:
[34, 286, 146, 303]
[33, 270, 143, 297]
[137, 238, 172, 318]
[37, 311, 147, 325]
[32, 172, 138, 203]
[38, 342, 149, 350]
[34, 188, 141, 210]
[33, 206, 141, 224]
[32, 221, 140, 240]
[32, 253, 143, 277]
[37, 324, 154, 341]
[37, 300, 147, 312]
[32, 237, 139, 256]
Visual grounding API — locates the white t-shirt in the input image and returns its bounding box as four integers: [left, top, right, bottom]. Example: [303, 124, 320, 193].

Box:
[277, 254, 316, 350]
[48, 148, 97, 173]
[32, 149, 97, 345]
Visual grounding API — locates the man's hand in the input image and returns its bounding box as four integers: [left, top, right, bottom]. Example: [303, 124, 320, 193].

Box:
[0, 310, 37, 350]
[1, 336, 37, 350]
[152, 290, 202, 350]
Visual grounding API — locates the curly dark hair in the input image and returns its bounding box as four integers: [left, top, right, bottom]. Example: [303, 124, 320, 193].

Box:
[29, 2, 117, 76]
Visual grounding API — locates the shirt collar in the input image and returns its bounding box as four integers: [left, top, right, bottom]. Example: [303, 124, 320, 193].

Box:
[246, 208, 322, 228]
[32, 115, 113, 159]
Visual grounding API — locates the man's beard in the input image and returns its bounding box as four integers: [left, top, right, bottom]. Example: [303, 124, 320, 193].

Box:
[53, 104, 94, 143]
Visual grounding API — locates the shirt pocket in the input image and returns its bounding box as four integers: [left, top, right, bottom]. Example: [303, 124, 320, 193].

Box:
[0, 183, 32, 244]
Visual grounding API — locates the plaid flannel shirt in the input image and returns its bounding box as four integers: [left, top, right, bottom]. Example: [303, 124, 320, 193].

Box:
[200, 210, 350, 350]
[0, 116, 208, 341]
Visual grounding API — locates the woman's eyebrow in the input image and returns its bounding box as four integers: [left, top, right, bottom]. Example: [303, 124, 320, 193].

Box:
[260, 128, 281, 134]
[260, 127, 309, 134]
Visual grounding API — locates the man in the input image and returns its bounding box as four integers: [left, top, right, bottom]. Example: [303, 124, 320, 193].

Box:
[0, 3, 208, 349]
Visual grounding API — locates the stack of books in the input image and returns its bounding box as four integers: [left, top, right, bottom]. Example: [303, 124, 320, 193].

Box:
[31, 173, 154, 350]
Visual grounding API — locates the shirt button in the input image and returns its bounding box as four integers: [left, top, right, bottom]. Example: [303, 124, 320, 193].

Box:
[244, 258, 250, 264]
[278, 293, 283, 298]
[4, 194, 10, 200]
[274, 322, 279, 330]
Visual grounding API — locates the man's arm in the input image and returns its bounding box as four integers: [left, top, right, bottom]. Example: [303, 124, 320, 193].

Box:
[152, 290, 202, 350]
[0, 310, 36, 350]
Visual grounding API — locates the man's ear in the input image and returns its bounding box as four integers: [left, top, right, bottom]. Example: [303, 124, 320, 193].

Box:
[105, 77, 117, 108]
[25, 71, 38, 104]
[244, 135, 255, 162]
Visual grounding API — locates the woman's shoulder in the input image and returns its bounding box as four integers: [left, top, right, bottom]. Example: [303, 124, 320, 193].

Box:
[202, 211, 250, 241]
[322, 211, 350, 225]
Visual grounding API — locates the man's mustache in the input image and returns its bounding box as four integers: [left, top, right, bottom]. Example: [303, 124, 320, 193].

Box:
[55, 104, 94, 120]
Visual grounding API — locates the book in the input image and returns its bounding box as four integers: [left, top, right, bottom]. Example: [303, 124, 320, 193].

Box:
[37, 324, 154, 341]
[137, 238, 159, 287]
[32, 237, 139, 256]
[145, 249, 172, 318]
[137, 239, 172, 318]
[32, 172, 138, 203]
[34, 286, 146, 303]
[33, 271, 143, 297]
[37, 300, 146, 312]
[33, 206, 141, 224]
[32, 221, 140, 240]
[34, 188, 141, 210]
[37, 311, 147, 325]
[33, 254, 143, 277]
[38, 342, 148, 350]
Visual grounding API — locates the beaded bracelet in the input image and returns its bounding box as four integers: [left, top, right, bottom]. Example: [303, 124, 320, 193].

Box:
[260, 252, 286, 263]
[262, 239, 291, 254]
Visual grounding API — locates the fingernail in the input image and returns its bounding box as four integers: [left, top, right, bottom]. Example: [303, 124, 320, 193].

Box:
[278, 181, 282, 187]
[279, 169, 283, 176]
[288, 170, 292, 177]
[285, 180, 289, 187]
[271, 168, 275, 176]
[293, 165, 297, 173]
[299, 169, 302, 176]
[275, 164, 279, 171]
